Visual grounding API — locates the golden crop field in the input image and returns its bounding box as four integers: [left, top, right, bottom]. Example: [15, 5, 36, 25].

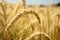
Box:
[0, 0, 60, 40]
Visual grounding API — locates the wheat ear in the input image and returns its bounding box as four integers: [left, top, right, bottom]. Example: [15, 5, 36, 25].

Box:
[5, 10, 40, 32]
[24, 31, 51, 40]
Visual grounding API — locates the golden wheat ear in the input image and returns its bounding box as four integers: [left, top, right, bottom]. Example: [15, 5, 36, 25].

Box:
[5, 10, 40, 32]
[24, 32, 51, 40]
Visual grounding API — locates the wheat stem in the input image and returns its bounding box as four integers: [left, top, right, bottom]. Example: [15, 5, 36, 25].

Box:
[0, 3, 7, 21]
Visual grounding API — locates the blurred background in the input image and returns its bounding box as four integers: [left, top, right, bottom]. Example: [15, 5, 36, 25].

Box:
[5, 0, 60, 5]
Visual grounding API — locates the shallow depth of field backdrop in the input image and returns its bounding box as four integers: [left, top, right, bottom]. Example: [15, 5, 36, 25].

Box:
[0, 0, 60, 40]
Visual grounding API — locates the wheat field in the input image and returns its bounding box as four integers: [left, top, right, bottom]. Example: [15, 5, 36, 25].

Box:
[0, 0, 60, 40]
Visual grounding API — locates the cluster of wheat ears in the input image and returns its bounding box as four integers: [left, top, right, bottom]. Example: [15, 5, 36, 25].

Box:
[0, 0, 60, 40]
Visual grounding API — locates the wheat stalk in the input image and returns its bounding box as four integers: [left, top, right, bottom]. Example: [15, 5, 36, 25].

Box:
[54, 14, 60, 40]
[57, 14, 60, 26]
[10, 0, 20, 15]
[0, 2, 7, 32]
[22, 0, 26, 9]
[0, 20, 5, 31]
[0, 2, 7, 21]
